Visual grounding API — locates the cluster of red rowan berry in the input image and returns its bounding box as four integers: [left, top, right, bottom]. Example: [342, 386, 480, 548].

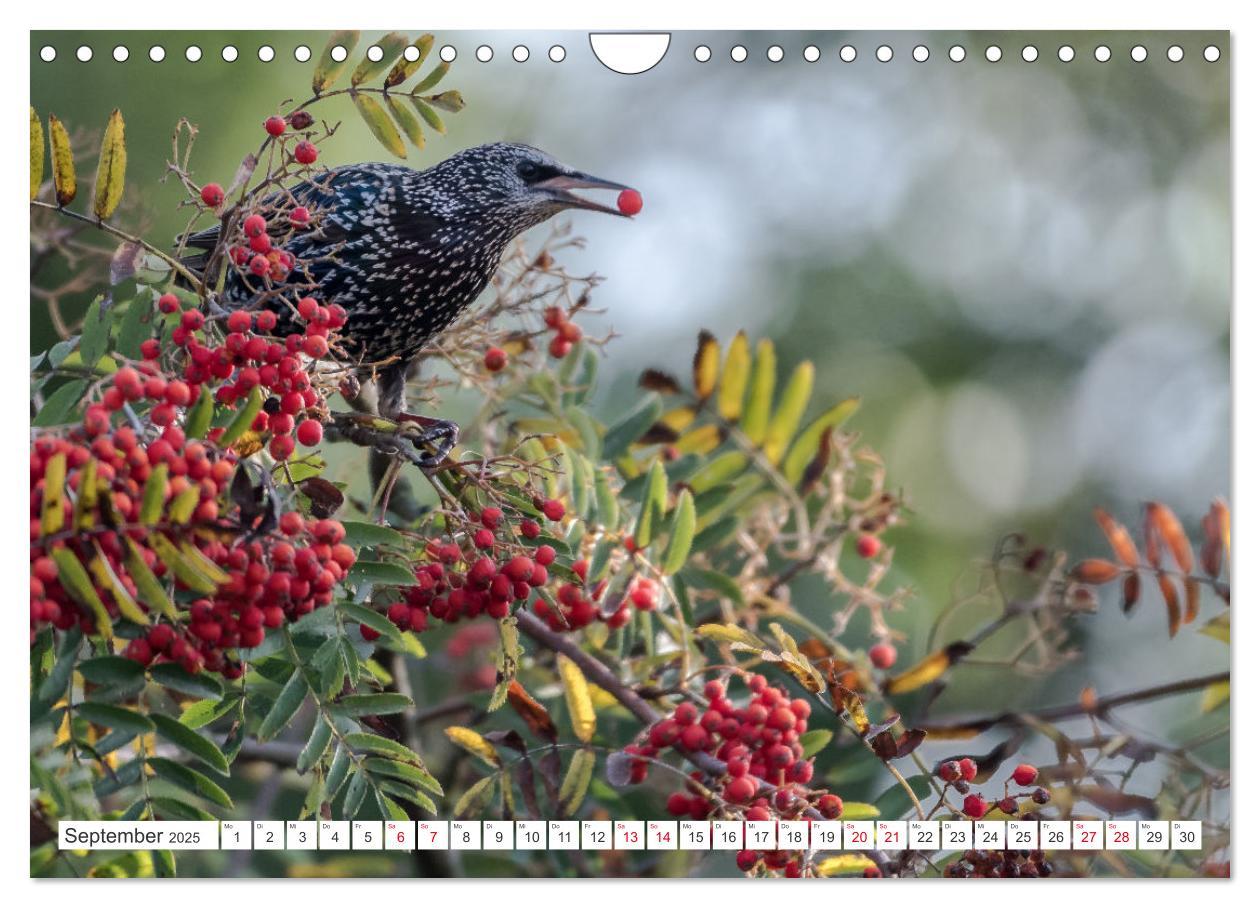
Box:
[943, 849, 1054, 878]
[543, 306, 583, 359]
[937, 758, 1050, 819]
[30, 398, 355, 673]
[146, 292, 340, 461]
[622, 672, 847, 876]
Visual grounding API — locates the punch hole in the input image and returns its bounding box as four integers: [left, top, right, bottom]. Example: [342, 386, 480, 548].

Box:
[589, 33, 670, 74]
[767, 45, 784, 62]
[186, 46, 203, 62]
[40, 46, 56, 62]
[76, 45, 92, 62]
[476, 45, 493, 62]
[1022, 45, 1038, 62]
[912, 45, 929, 62]
[1167, 45, 1184, 62]
[149, 46, 165, 63]
[731, 45, 748, 62]
[985, 45, 1001, 62]
[258, 46, 275, 62]
[403, 45, 421, 62]
[440, 45, 457, 62]
[1131, 45, 1148, 62]
[294, 45, 311, 63]
[876, 45, 893, 62]
[549, 45, 566, 62]
[1204, 45, 1221, 62]
[366, 45, 384, 62]
[839, 45, 857, 62]
[222, 45, 239, 62]
[694, 45, 711, 62]
[803, 45, 820, 62]
[112, 46, 129, 63]
[1094, 45, 1111, 62]
[1058, 45, 1075, 62]
[513, 45, 529, 62]
[949, 45, 965, 62]
[330, 45, 348, 63]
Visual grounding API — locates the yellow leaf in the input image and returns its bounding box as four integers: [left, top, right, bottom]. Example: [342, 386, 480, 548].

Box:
[444, 726, 500, 768]
[51, 547, 112, 640]
[558, 748, 595, 816]
[40, 451, 67, 536]
[557, 654, 596, 743]
[88, 544, 148, 626]
[410, 97, 446, 135]
[452, 774, 497, 817]
[659, 406, 697, 433]
[674, 424, 723, 456]
[387, 95, 425, 150]
[1201, 680, 1229, 713]
[841, 802, 880, 820]
[1199, 612, 1229, 644]
[885, 649, 952, 695]
[352, 92, 407, 159]
[48, 114, 76, 206]
[312, 30, 361, 94]
[93, 109, 126, 220]
[351, 32, 409, 87]
[763, 361, 814, 466]
[385, 34, 434, 87]
[717, 330, 750, 420]
[30, 106, 44, 200]
[696, 623, 764, 651]
[423, 91, 465, 113]
[782, 397, 860, 484]
[816, 855, 877, 877]
[692, 331, 720, 401]
[741, 339, 776, 444]
[230, 430, 264, 458]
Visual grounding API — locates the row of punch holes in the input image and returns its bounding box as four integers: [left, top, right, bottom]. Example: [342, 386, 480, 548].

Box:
[38, 41, 1223, 66]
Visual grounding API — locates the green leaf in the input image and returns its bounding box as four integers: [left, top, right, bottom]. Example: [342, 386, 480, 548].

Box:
[662, 489, 696, 574]
[345, 731, 423, 763]
[124, 537, 177, 619]
[409, 97, 445, 135]
[410, 62, 449, 93]
[783, 397, 860, 484]
[115, 293, 155, 361]
[799, 729, 834, 759]
[386, 95, 425, 150]
[79, 298, 111, 371]
[339, 602, 402, 644]
[51, 547, 112, 640]
[35, 627, 81, 711]
[76, 702, 153, 735]
[350, 32, 409, 87]
[594, 470, 619, 529]
[148, 663, 223, 700]
[364, 758, 442, 795]
[150, 713, 230, 773]
[217, 386, 262, 447]
[741, 339, 777, 444]
[763, 361, 814, 466]
[603, 393, 662, 458]
[257, 668, 308, 741]
[422, 90, 465, 113]
[184, 386, 214, 439]
[313, 31, 361, 94]
[346, 560, 416, 587]
[149, 796, 216, 822]
[33, 379, 87, 427]
[178, 693, 242, 730]
[147, 757, 233, 809]
[376, 792, 411, 822]
[77, 655, 144, 686]
[138, 462, 169, 525]
[378, 778, 438, 815]
[297, 718, 334, 774]
[340, 520, 407, 549]
[452, 774, 496, 818]
[329, 693, 412, 717]
[326, 744, 352, 798]
[353, 92, 407, 159]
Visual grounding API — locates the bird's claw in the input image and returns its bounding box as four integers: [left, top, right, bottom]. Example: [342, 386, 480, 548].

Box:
[325, 412, 460, 471]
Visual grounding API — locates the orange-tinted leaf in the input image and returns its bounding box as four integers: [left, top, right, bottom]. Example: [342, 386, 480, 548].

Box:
[692, 331, 720, 401]
[1200, 498, 1229, 577]
[1157, 573, 1180, 638]
[1121, 572, 1140, 614]
[1146, 502, 1193, 573]
[1070, 559, 1121, 584]
[506, 680, 557, 743]
[638, 369, 681, 394]
[1093, 508, 1139, 568]
[1183, 577, 1200, 625]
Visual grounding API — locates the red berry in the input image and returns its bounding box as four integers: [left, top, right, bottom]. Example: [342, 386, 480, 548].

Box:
[856, 534, 882, 559]
[534, 544, 556, 567]
[294, 140, 318, 165]
[296, 419, 323, 447]
[937, 760, 962, 782]
[297, 296, 319, 320]
[541, 499, 565, 522]
[735, 850, 757, 872]
[158, 293, 180, 314]
[264, 115, 286, 137]
[548, 336, 572, 359]
[519, 519, 541, 539]
[269, 434, 295, 461]
[1011, 763, 1038, 787]
[962, 794, 988, 819]
[723, 776, 757, 803]
[473, 528, 495, 549]
[480, 507, 502, 529]
[140, 338, 161, 360]
[243, 214, 267, 238]
[817, 793, 843, 819]
[360, 624, 381, 642]
[200, 183, 225, 208]
[289, 110, 314, 130]
[958, 758, 978, 781]
[543, 306, 566, 329]
[249, 255, 270, 276]
[483, 347, 508, 372]
[997, 796, 1019, 815]
[227, 310, 253, 333]
[666, 792, 691, 816]
[868, 642, 897, 670]
[617, 188, 643, 216]
[290, 206, 311, 226]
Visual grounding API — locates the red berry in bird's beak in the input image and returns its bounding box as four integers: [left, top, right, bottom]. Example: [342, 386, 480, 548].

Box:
[617, 188, 643, 216]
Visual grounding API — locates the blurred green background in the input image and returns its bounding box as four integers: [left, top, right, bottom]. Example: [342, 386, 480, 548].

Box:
[31, 30, 1229, 875]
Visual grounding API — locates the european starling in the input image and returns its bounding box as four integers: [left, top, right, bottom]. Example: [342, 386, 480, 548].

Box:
[180, 142, 632, 481]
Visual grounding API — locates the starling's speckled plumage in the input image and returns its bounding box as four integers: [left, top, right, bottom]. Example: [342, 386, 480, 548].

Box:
[182, 142, 629, 415]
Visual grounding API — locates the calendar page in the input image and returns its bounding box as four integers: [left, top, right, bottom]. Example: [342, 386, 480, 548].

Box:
[28, 24, 1230, 883]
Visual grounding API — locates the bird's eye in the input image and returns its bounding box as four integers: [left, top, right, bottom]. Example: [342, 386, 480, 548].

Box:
[517, 161, 542, 182]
